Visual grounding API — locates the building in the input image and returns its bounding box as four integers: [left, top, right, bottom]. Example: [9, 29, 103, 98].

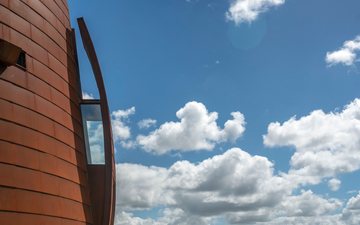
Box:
[0, 1, 115, 225]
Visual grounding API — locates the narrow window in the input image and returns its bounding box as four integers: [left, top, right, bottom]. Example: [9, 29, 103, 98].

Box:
[81, 102, 105, 164]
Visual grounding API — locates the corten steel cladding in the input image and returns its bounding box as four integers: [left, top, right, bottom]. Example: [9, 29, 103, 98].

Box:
[0, 1, 115, 225]
[77, 18, 116, 225]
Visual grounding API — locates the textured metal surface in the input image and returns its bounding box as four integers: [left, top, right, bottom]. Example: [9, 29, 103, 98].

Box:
[0, 1, 93, 224]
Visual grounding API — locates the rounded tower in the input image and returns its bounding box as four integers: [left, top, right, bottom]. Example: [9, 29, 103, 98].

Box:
[0, 1, 115, 225]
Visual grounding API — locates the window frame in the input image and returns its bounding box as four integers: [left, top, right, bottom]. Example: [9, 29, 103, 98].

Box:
[80, 99, 106, 165]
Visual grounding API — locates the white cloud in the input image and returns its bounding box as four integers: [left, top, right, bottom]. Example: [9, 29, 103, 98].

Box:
[326, 36, 360, 66]
[265, 215, 344, 225]
[226, 190, 342, 224]
[115, 211, 156, 225]
[279, 190, 342, 217]
[82, 91, 95, 99]
[137, 101, 245, 154]
[328, 178, 341, 192]
[116, 148, 295, 224]
[347, 192, 360, 210]
[223, 112, 246, 142]
[115, 147, 360, 224]
[116, 98, 360, 224]
[112, 107, 136, 148]
[116, 163, 171, 210]
[113, 107, 136, 120]
[341, 192, 360, 225]
[115, 209, 210, 225]
[326, 48, 356, 66]
[117, 148, 288, 211]
[170, 149, 290, 217]
[86, 121, 105, 164]
[138, 119, 157, 129]
[264, 98, 360, 185]
[226, 0, 285, 24]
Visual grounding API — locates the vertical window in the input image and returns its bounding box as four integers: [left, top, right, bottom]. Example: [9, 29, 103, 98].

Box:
[81, 103, 105, 164]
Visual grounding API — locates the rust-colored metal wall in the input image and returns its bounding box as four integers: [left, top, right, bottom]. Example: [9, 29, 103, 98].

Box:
[0, 0, 94, 224]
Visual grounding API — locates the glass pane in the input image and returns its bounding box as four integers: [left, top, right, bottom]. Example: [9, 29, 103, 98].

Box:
[81, 104, 105, 164]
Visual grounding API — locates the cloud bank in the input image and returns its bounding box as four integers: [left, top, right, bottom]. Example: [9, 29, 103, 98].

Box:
[116, 148, 291, 224]
[116, 148, 360, 225]
[116, 98, 360, 224]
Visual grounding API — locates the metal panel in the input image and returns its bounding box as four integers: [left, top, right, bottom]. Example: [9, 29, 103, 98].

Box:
[0, 1, 93, 224]
[77, 17, 115, 225]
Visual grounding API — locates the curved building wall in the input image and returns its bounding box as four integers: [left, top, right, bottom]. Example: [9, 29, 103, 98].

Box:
[0, 1, 93, 224]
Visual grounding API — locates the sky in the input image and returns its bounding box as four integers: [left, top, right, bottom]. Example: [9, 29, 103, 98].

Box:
[69, 0, 360, 224]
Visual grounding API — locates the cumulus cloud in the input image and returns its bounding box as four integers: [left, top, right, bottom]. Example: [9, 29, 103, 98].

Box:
[279, 190, 342, 217]
[112, 107, 136, 148]
[264, 98, 360, 185]
[226, 0, 285, 24]
[341, 192, 360, 225]
[115, 209, 210, 225]
[137, 101, 245, 154]
[347, 192, 360, 210]
[116, 163, 170, 210]
[226, 190, 342, 224]
[116, 148, 296, 224]
[115, 211, 156, 225]
[117, 148, 287, 211]
[265, 215, 344, 225]
[82, 91, 95, 99]
[170, 149, 289, 217]
[116, 98, 360, 224]
[326, 36, 360, 66]
[328, 178, 341, 192]
[138, 119, 157, 129]
[115, 191, 360, 225]
[115, 147, 360, 224]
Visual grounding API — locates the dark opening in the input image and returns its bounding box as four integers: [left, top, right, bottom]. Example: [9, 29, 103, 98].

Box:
[16, 51, 26, 69]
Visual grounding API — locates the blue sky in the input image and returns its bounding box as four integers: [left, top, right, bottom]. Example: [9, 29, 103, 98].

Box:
[69, 0, 360, 224]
